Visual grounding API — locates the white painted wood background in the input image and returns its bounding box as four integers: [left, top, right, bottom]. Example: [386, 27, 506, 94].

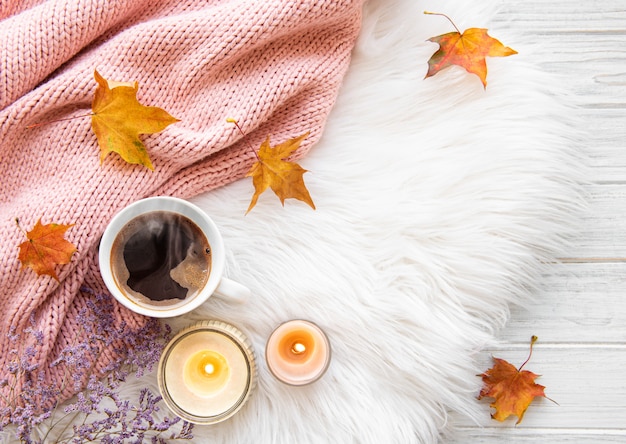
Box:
[449, 1, 626, 442]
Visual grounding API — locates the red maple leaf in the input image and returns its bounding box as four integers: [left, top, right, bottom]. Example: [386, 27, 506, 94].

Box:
[425, 11, 517, 87]
[17, 218, 77, 281]
[478, 336, 555, 424]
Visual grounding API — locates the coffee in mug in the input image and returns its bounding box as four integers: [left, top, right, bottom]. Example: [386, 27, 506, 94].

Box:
[110, 211, 211, 307]
[100, 196, 250, 317]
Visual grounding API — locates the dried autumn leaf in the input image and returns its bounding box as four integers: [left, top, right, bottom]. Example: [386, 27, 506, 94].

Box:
[17, 218, 77, 282]
[478, 336, 550, 424]
[91, 70, 179, 170]
[425, 12, 517, 87]
[246, 132, 315, 214]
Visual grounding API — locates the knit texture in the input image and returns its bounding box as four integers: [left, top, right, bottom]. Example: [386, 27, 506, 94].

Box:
[0, 0, 363, 405]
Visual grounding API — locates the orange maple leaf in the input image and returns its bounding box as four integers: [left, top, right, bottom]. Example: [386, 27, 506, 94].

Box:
[17, 218, 77, 282]
[478, 336, 552, 424]
[91, 70, 179, 170]
[425, 12, 517, 87]
[246, 132, 316, 214]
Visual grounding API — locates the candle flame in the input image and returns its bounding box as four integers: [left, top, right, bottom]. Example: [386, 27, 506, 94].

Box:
[204, 363, 215, 375]
[291, 342, 306, 355]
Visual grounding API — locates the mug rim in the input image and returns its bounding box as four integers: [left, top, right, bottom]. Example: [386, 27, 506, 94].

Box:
[99, 196, 225, 318]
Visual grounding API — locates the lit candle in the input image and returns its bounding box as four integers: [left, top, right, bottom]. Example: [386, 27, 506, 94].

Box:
[158, 320, 256, 424]
[265, 320, 331, 386]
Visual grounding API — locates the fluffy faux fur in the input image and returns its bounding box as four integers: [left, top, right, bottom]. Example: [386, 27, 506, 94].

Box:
[30, 0, 586, 442]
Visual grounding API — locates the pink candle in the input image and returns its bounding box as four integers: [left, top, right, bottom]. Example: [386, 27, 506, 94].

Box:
[265, 320, 331, 385]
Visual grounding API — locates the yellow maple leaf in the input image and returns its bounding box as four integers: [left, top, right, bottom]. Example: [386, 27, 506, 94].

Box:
[246, 132, 316, 214]
[91, 70, 179, 169]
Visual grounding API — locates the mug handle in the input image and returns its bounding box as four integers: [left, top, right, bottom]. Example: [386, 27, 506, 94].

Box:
[215, 277, 250, 303]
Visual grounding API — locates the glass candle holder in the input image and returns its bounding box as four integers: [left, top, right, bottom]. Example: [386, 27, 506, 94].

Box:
[158, 320, 257, 424]
[265, 320, 331, 386]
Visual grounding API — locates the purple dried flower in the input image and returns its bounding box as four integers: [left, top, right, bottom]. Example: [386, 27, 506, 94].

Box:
[1, 288, 193, 443]
[7, 325, 19, 342]
[6, 359, 19, 374]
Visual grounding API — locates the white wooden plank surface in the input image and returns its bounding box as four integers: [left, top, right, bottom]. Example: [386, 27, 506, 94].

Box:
[568, 185, 626, 257]
[582, 110, 626, 182]
[450, 0, 626, 442]
[453, 347, 626, 428]
[501, 263, 626, 343]
[453, 428, 626, 444]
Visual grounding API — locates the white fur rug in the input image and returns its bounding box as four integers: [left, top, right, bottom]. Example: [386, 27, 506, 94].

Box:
[83, 0, 586, 442]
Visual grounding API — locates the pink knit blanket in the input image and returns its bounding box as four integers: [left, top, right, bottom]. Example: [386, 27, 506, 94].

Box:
[0, 0, 362, 405]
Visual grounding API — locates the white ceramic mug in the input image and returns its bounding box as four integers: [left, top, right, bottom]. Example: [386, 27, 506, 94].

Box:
[99, 196, 249, 317]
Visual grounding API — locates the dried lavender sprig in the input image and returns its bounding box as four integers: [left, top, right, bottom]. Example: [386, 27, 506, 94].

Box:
[0, 289, 193, 443]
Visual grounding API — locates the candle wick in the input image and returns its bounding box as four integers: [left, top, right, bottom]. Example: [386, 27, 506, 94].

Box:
[291, 342, 306, 354]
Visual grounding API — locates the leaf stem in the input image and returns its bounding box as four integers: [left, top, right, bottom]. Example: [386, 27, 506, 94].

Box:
[15, 217, 29, 239]
[424, 11, 461, 34]
[26, 113, 94, 129]
[226, 118, 260, 160]
[518, 335, 538, 371]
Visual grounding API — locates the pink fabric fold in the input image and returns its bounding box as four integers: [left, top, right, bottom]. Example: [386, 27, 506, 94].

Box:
[0, 0, 363, 405]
